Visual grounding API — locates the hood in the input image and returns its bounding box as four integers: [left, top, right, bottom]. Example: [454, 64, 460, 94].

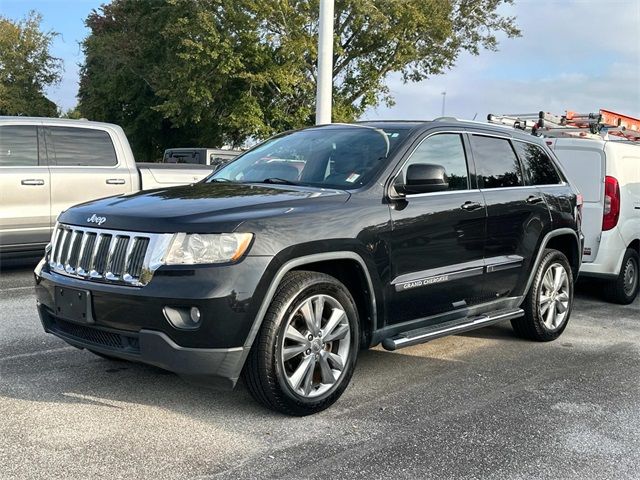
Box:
[58, 182, 349, 233]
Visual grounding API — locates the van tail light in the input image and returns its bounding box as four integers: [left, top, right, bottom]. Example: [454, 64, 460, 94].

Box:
[602, 176, 620, 231]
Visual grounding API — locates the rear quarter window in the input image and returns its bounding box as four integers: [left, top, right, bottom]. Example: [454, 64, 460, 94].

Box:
[47, 127, 117, 167]
[513, 141, 562, 185]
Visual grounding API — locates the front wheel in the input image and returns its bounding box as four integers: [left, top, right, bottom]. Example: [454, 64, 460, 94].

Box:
[243, 271, 360, 416]
[512, 249, 574, 341]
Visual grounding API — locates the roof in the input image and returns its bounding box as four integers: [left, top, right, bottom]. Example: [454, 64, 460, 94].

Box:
[0, 116, 120, 130]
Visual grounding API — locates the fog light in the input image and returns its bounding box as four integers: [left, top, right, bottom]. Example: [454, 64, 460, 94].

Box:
[163, 306, 202, 330]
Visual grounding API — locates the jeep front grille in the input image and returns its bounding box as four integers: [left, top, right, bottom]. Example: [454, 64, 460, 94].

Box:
[48, 224, 171, 286]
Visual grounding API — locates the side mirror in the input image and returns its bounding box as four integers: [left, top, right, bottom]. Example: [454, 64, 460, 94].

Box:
[396, 163, 449, 194]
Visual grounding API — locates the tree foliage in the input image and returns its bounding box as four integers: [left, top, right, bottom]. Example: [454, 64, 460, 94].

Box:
[0, 11, 62, 117]
[79, 0, 520, 161]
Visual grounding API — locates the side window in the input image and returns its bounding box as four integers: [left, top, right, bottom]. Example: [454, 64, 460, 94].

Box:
[47, 127, 117, 166]
[513, 141, 562, 185]
[399, 133, 469, 191]
[470, 135, 523, 189]
[0, 125, 39, 166]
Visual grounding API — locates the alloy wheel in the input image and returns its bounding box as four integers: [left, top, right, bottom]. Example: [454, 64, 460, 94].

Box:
[280, 294, 351, 398]
[539, 262, 570, 330]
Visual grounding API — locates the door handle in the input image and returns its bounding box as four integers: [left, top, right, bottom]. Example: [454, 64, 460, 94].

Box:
[21, 179, 45, 186]
[106, 178, 126, 185]
[526, 195, 544, 204]
[461, 201, 483, 211]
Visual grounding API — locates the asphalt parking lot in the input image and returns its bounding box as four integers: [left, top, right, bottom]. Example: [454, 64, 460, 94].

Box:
[0, 262, 638, 480]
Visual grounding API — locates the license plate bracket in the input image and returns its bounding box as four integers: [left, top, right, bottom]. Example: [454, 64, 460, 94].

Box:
[54, 287, 94, 324]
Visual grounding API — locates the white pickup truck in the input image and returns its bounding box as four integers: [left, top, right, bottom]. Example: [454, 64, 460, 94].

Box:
[0, 117, 218, 256]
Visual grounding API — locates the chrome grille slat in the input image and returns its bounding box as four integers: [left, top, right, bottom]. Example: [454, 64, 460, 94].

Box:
[78, 232, 96, 275]
[65, 231, 83, 273]
[93, 234, 113, 274]
[47, 224, 168, 287]
[105, 236, 129, 279]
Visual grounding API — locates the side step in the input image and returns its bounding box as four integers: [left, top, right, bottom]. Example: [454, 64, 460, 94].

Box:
[382, 308, 524, 351]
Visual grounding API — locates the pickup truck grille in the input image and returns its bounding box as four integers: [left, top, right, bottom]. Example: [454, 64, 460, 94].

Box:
[48, 224, 170, 286]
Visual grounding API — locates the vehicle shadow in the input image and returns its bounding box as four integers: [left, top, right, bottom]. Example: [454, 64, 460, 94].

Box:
[0, 341, 460, 423]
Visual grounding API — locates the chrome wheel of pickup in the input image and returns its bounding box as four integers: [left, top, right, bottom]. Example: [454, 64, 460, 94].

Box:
[281, 294, 351, 398]
[539, 262, 570, 330]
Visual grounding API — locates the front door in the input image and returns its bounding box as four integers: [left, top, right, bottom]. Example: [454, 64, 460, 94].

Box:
[0, 124, 51, 250]
[469, 134, 550, 299]
[388, 132, 486, 324]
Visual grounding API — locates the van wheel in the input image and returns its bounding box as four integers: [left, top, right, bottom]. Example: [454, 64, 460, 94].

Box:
[605, 248, 639, 304]
[243, 271, 360, 416]
[512, 249, 574, 341]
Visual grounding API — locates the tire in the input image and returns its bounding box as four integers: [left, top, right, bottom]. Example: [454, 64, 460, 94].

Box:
[88, 349, 127, 362]
[512, 249, 574, 341]
[604, 248, 639, 305]
[243, 270, 360, 416]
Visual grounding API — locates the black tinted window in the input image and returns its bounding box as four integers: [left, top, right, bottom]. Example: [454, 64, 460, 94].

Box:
[400, 133, 469, 191]
[470, 135, 523, 188]
[514, 141, 562, 185]
[0, 125, 38, 166]
[48, 127, 117, 166]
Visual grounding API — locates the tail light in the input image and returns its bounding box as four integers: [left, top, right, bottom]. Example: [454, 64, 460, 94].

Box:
[602, 176, 620, 231]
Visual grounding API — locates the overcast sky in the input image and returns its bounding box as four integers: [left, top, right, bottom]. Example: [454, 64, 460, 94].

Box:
[2, 0, 639, 120]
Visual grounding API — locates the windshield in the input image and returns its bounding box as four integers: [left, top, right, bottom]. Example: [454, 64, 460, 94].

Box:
[208, 126, 409, 188]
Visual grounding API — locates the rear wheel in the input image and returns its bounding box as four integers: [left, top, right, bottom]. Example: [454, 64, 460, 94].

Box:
[512, 249, 574, 341]
[604, 248, 639, 304]
[243, 271, 359, 416]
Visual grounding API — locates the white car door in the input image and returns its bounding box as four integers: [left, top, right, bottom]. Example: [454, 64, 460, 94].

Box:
[0, 123, 52, 250]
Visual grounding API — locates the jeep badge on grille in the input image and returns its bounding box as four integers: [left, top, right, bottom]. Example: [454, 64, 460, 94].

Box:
[87, 214, 107, 226]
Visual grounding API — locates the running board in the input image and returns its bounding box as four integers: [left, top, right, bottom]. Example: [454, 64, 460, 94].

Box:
[381, 308, 524, 351]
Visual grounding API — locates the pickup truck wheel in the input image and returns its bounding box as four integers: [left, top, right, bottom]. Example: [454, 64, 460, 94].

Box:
[512, 249, 573, 341]
[604, 248, 639, 304]
[243, 271, 359, 416]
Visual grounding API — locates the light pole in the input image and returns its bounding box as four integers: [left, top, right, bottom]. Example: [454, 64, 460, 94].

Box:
[441, 91, 446, 117]
[315, 0, 334, 125]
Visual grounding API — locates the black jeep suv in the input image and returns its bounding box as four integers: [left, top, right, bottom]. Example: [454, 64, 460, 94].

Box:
[35, 119, 582, 415]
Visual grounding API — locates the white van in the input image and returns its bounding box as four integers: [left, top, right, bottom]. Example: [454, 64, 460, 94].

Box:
[548, 137, 640, 303]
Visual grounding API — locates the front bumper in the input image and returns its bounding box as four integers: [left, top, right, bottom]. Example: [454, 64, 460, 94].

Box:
[34, 255, 273, 386]
[38, 305, 244, 388]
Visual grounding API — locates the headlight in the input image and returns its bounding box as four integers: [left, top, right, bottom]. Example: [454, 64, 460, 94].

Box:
[164, 233, 253, 265]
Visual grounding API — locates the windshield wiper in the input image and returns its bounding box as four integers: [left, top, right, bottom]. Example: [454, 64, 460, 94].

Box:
[260, 177, 300, 185]
[208, 177, 232, 183]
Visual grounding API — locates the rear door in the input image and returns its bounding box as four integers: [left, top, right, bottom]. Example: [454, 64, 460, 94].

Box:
[0, 124, 51, 250]
[551, 143, 604, 262]
[46, 126, 133, 225]
[388, 131, 487, 323]
[469, 133, 551, 299]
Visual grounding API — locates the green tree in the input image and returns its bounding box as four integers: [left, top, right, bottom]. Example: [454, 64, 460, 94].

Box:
[0, 11, 62, 117]
[79, 0, 519, 160]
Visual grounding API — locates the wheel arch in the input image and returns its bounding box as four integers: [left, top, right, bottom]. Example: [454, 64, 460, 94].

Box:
[522, 228, 581, 299]
[241, 252, 378, 360]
